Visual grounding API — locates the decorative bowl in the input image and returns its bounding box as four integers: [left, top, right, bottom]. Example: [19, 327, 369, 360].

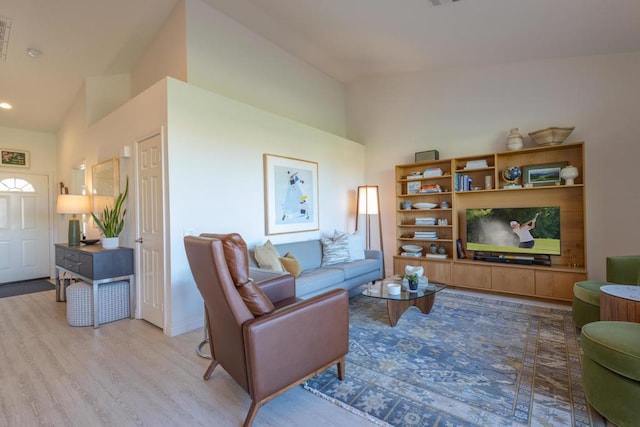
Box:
[528, 126, 575, 146]
[413, 202, 437, 209]
[401, 245, 423, 253]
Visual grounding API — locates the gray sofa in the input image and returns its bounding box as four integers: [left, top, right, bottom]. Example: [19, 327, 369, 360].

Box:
[249, 239, 383, 299]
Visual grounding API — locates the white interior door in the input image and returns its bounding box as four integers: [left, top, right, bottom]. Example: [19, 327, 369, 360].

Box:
[0, 173, 50, 283]
[135, 132, 166, 329]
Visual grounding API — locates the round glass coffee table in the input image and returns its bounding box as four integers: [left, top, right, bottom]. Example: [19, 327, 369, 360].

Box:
[362, 277, 446, 326]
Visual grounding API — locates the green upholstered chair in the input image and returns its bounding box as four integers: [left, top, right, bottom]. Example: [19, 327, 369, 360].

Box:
[572, 256, 640, 328]
[581, 321, 640, 427]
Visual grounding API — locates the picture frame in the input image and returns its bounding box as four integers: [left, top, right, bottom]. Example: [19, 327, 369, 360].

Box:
[522, 161, 567, 187]
[1, 148, 30, 168]
[264, 154, 319, 235]
[407, 181, 421, 195]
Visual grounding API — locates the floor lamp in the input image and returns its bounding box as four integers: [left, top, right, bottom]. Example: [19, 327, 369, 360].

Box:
[356, 185, 384, 277]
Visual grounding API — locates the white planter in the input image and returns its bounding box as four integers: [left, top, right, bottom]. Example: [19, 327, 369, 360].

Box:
[101, 237, 120, 249]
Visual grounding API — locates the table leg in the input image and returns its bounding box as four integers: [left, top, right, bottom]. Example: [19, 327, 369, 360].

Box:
[386, 294, 437, 327]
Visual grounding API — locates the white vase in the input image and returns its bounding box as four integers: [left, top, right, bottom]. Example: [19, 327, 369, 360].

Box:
[101, 237, 120, 249]
[560, 165, 579, 185]
[405, 265, 424, 278]
[506, 128, 524, 151]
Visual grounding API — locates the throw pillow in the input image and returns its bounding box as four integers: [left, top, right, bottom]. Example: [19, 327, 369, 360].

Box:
[334, 230, 365, 261]
[321, 234, 351, 266]
[279, 252, 303, 278]
[254, 240, 284, 272]
[236, 279, 275, 316]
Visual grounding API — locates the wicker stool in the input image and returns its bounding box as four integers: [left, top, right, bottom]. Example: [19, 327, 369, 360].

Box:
[67, 283, 93, 326]
[66, 281, 130, 327]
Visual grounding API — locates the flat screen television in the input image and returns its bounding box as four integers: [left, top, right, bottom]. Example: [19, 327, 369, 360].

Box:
[466, 206, 561, 256]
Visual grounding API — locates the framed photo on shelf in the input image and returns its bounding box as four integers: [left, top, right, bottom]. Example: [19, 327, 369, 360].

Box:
[1, 148, 30, 168]
[522, 162, 567, 187]
[407, 181, 421, 195]
[263, 154, 319, 235]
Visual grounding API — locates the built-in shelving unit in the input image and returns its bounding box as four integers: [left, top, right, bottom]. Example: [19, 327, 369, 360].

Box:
[394, 142, 586, 301]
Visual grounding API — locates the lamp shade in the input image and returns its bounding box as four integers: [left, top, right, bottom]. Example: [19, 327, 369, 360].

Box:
[357, 186, 379, 215]
[56, 194, 90, 215]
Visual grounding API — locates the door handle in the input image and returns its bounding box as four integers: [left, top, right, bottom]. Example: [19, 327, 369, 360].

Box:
[135, 238, 143, 243]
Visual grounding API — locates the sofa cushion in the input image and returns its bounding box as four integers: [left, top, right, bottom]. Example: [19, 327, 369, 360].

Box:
[279, 252, 303, 278]
[581, 321, 640, 381]
[328, 258, 380, 280]
[296, 268, 345, 297]
[574, 280, 609, 306]
[236, 280, 275, 317]
[321, 234, 351, 266]
[254, 240, 284, 272]
[274, 240, 323, 270]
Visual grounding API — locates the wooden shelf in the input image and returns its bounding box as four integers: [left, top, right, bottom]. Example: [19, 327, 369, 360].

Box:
[394, 142, 587, 301]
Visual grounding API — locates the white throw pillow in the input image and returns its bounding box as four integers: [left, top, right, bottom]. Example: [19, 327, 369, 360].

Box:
[321, 234, 352, 266]
[334, 230, 365, 261]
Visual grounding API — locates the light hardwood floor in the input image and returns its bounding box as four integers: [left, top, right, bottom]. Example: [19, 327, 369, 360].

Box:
[0, 290, 375, 427]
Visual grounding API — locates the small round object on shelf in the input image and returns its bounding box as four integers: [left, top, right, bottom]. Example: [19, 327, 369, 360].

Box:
[401, 245, 422, 253]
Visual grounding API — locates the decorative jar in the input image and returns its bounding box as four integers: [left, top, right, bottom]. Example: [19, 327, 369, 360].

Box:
[560, 165, 579, 185]
[506, 128, 524, 151]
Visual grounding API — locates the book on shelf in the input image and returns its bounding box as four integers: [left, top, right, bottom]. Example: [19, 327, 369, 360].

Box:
[426, 253, 448, 259]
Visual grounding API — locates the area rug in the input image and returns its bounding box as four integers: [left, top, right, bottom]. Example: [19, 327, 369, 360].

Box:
[0, 279, 55, 298]
[304, 289, 605, 427]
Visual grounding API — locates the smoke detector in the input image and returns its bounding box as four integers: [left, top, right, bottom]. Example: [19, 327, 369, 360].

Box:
[26, 47, 42, 58]
[0, 16, 11, 61]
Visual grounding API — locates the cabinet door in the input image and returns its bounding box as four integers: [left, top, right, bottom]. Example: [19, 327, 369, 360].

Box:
[535, 270, 585, 301]
[492, 266, 535, 295]
[453, 263, 491, 289]
[425, 261, 452, 283]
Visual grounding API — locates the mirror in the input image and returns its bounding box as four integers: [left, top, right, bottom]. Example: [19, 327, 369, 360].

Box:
[92, 158, 119, 212]
[70, 162, 86, 195]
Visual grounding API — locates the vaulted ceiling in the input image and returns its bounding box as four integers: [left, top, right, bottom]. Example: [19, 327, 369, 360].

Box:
[2, 0, 640, 133]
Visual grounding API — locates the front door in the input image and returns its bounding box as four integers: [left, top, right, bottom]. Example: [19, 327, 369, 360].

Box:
[0, 173, 50, 283]
[135, 131, 166, 329]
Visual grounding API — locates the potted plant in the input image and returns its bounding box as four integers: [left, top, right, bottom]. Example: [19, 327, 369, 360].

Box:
[92, 177, 128, 249]
[406, 273, 419, 291]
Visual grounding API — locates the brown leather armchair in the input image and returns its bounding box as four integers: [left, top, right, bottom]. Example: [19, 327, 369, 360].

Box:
[184, 234, 349, 427]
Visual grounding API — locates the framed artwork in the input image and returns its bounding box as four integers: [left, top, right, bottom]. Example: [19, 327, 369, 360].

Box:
[1, 148, 30, 168]
[522, 162, 567, 187]
[407, 181, 421, 195]
[263, 154, 319, 235]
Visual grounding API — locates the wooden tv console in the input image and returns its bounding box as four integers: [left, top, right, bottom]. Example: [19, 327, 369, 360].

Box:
[394, 142, 587, 302]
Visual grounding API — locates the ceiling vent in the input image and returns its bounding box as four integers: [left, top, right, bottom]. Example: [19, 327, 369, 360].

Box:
[0, 16, 11, 61]
[429, 0, 462, 6]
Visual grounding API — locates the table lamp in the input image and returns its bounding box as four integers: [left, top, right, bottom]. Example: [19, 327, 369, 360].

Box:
[56, 194, 90, 245]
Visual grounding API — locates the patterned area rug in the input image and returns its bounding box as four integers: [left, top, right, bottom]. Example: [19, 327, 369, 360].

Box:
[304, 289, 605, 427]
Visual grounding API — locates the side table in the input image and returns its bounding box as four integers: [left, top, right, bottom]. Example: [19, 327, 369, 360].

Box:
[55, 243, 134, 328]
[600, 285, 640, 323]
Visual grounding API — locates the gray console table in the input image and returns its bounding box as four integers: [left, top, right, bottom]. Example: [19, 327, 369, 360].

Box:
[54, 244, 134, 328]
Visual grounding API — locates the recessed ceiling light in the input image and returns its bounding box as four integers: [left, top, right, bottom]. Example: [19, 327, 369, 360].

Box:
[0, 102, 12, 109]
[26, 47, 42, 58]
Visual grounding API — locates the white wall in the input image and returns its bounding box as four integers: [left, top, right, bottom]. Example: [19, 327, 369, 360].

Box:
[130, 0, 187, 97]
[185, 0, 347, 137]
[347, 51, 640, 280]
[165, 78, 365, 335]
